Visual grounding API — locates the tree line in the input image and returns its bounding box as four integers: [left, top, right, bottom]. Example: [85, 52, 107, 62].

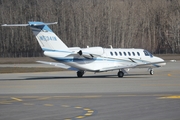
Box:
[0, 0, 180, 57]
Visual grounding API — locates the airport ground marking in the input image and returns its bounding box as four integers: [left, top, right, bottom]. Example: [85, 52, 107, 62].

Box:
[141, 84, 180, 86]
[44, 104, 54, 106]
[37, 96, 51, 100]
[75, 106, 82, 109]
[0, 95, 96, 119]
[167, 74, 172, 76]
[0, 97, 23, 104]
[0, 101, 12, 104]
[11, 97, 23, 102]
[76, 116, 85, 119]
[85, 113, 93, 116]
[71, 106, 95, 119]
[158, 95, 180, 99]
[23, 103, 34, 106]
[61, 105, 70, 107]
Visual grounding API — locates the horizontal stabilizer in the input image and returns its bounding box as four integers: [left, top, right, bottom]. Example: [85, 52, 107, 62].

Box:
[2, 24, 29, 26]
[1, 22, 57, 27]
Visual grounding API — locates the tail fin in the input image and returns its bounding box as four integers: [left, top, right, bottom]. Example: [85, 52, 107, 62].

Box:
[2, 21, 68, 51]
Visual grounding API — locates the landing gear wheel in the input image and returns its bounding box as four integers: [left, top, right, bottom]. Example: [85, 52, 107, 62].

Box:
[150, 69, 154, 75]
[77, 71, 84, 78]
[118, 71, 124, 78]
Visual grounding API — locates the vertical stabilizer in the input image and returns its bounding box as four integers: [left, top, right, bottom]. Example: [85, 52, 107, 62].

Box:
[28, 21, 68, 51]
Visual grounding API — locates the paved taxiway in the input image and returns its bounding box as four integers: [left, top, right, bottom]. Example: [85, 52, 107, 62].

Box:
[0, 61, 180, 120]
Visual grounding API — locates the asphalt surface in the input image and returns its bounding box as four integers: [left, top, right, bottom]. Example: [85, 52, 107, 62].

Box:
[0, 64, 54, 68]
[0, 61, 180, 120]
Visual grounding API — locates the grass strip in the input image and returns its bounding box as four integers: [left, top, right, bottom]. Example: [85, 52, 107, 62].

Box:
[0, 67, 63, 73]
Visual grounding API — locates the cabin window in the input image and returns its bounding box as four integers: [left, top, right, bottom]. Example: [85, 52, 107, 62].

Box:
[128, 52, 131, 56]
[123, 52, 127, 56]
[110, 52, 113, 56]
[115, 52, 118, 56]
[119, 52, 122, 56]
[132, 52, 135, 56]
[137, 52, 140, 56]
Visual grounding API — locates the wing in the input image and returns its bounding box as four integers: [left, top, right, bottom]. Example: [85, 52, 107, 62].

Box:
[98, 57, 165, 72]
[36, 61, 78, 71]
[128, 58, 166, 68]
[99, 64, 136, 72]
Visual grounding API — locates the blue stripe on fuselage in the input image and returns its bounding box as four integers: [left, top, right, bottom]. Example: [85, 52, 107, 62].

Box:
[42, 48, 72, 53]
[51, 56, 126, 63]
[43, 49, 133, 63]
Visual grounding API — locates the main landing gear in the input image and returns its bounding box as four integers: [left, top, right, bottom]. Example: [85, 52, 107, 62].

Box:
[117, 71, 124, 78]
[77, 71, 85, 78]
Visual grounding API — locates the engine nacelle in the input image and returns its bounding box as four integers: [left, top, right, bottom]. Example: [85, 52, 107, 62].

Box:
[78, 47, 104, 58]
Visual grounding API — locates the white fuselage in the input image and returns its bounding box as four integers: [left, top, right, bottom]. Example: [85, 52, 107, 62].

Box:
[44, 47, 166, 72]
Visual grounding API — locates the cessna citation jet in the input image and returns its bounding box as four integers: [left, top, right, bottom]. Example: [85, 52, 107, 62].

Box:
[2, 21, 166, 78]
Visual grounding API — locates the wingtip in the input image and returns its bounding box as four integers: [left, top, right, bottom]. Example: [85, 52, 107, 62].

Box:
[1, 24, 7, 26]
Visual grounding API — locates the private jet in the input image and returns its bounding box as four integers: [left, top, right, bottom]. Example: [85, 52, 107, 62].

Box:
[2, 21, 166, 78]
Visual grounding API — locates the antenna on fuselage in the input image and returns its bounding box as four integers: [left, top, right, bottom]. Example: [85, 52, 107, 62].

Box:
[109, 45, 113, 49]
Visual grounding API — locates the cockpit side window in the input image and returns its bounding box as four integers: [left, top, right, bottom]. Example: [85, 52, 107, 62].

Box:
[149, 53, 153, 57]
[143, 50, 153, 57]
[143, 51, 149, 56]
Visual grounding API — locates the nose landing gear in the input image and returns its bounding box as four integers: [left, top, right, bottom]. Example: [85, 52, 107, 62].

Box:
[149, 69, 154, 75]
[148, 68, 154, 75]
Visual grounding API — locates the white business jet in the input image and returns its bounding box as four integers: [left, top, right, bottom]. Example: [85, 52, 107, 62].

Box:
[2, 21, 166, 78]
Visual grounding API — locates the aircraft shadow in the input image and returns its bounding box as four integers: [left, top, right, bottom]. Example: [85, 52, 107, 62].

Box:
[23, 73, 150, 80]
[0, 74, 150, 81]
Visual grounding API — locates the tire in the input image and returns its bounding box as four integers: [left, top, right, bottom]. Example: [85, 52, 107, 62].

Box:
[150, 70, 153, 75]
[77, 71, 84, 77]
[118, 71, 124, 78]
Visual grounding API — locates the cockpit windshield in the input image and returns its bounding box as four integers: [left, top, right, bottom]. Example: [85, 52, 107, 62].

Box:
[143, 50, 153, 57]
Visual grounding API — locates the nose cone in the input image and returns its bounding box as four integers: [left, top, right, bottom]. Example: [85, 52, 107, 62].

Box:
[154, 56, 166, 67]
[158, 62, 166, 66]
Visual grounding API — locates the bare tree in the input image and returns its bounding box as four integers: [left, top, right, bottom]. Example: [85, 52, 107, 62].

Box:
[0, 0, 180, 57]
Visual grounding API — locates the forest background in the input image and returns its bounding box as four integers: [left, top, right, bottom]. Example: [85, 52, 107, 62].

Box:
[0, 0, 180, 57]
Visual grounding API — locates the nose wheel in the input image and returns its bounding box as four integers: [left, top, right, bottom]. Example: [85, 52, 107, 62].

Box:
[118, 71, 124, 78]
[77, 71, 84, 77]
[150, 69, 154, 75]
